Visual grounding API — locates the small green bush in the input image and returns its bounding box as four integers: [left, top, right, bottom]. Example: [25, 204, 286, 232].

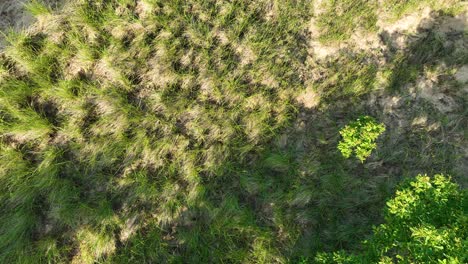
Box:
[315, 174, 467, 263]
[338, 116, 385, 162]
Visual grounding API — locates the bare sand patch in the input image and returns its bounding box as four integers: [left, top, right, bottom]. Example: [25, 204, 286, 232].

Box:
[307, 0, 341, 60]
[235, 43, 257, 66]
[378, 7, 433, 35]
[296, 87, 320, 109]
[454, 65, 468, 83]
[416, 70, 458, 113]
[437, 12, 468, 34]
[307, 3, 467, 61]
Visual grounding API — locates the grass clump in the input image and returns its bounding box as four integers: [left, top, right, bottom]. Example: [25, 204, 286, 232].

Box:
[316, 0, 378, 43]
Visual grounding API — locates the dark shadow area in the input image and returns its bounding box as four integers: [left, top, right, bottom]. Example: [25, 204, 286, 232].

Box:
[279, 10, 467, 259]
[384, 11, 468, 92]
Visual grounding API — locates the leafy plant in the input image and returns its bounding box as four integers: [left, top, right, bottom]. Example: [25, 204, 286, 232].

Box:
[338, 116, 385, 162]
[315, 174, 467, 263]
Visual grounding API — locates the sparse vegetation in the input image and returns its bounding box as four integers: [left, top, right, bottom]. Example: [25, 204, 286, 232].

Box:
[316, 0, 378, 43]
[0, 0, 466, 263]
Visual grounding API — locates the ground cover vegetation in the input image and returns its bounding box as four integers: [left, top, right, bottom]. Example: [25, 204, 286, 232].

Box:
[338, 116, 385, 162]
[0, 0, 466, 263]
[315, 174, 467, 263]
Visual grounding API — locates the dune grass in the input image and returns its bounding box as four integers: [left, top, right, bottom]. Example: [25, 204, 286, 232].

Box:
[0, 0, 466, 263]
[315, 0, 378, 43]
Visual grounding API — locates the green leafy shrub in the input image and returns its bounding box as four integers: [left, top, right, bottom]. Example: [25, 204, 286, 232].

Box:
[315, 174, 467, 263]
[338, 116, 385, 162]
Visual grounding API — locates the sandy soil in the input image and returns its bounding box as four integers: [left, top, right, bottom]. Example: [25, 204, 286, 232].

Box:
[307, 3, 468, 60]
